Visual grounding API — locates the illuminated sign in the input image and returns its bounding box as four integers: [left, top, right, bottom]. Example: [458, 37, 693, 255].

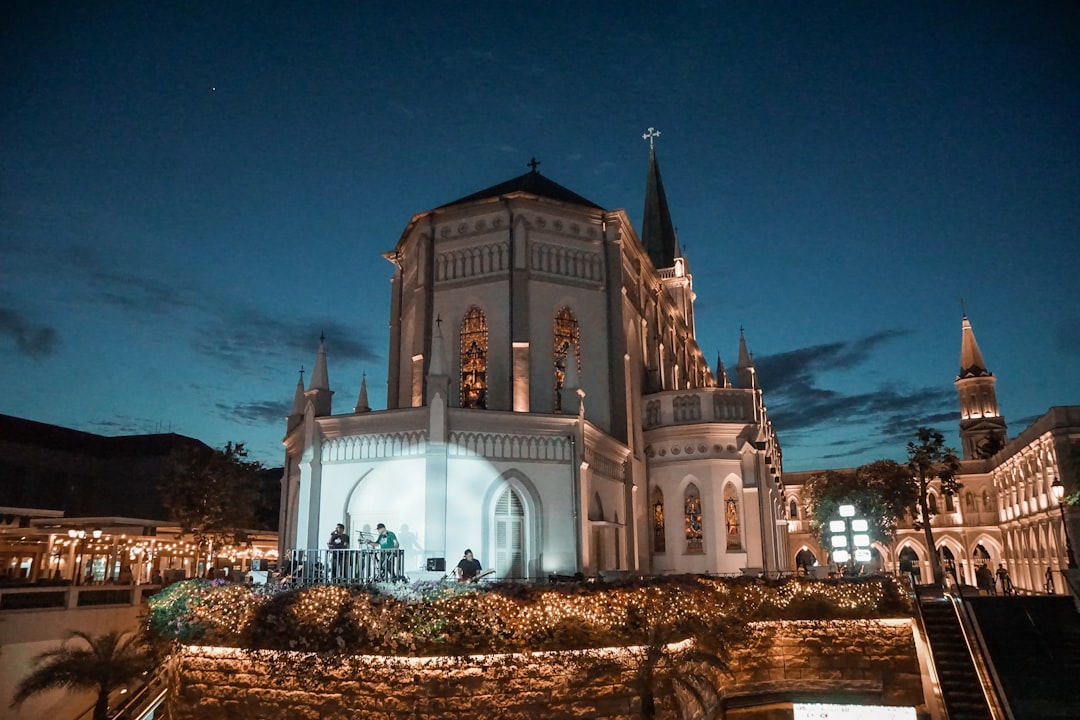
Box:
[793, 703, 916, 720]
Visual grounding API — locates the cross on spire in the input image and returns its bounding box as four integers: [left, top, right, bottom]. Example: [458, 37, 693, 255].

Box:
[642, 127, 661, 149]
[527, 157, 541, 173]
[960, 298, 967, 318]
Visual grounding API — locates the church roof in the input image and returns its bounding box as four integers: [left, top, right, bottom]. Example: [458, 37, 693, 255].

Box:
[959, 315, 992, 379]
[439, 168, 604, 210]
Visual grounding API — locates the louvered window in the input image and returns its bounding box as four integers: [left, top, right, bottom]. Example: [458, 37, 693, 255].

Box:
[494, 487, 524, 578]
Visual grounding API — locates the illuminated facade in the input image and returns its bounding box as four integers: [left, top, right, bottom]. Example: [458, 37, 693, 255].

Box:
[281, 149, 786, 580]
[785, 316, 1080, 593]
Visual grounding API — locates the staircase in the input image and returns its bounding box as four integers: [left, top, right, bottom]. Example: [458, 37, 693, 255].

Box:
[919, 596, 994, 720]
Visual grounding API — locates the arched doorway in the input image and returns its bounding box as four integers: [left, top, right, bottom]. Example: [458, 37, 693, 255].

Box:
[899, 546, 920, 582]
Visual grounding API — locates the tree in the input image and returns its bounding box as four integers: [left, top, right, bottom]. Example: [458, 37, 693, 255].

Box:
[10, 630, 151, 720]
[805, 460, 918, 549]
[158, 441, 265, 567]
[907, 427, 961, 585]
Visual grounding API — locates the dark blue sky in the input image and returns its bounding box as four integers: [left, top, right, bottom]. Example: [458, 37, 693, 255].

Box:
[3, 2, 1078, 470]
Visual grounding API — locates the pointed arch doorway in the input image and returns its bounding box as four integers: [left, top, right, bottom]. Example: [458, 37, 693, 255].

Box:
[493, 486, 525, 579]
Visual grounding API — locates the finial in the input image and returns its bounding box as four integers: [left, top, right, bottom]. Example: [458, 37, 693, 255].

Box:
[527, 157, 541, 173]
[299, 365, 305, 379]
[642, 127, 661, 149]
[320, 331, 326, 343]
[436, 314, 442, 328]
[960, 298, 967, 318]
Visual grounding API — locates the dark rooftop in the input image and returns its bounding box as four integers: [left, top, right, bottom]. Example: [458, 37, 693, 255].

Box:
[439, 169, 604, 210]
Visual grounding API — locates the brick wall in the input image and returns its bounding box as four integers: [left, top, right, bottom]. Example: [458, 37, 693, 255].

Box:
[167, 619, 925, 720]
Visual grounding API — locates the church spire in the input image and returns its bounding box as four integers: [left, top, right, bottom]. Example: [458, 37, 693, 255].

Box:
[306, 334, 334, 417]
[286, 367, 306, 432]
[736, 328, 757, 390]
[715, 351, 730, 388]
[354, 373, 371, 413]
[641, 128, 678, 270]
[955, 313, 1007, 459]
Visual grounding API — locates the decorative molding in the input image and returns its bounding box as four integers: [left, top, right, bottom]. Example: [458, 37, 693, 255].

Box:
[435, 241, 511, 282]
[447, 431, 572, 462]
[321, 431, 428, 462]
[529, 241, 602, 282]
[584, 445, 628, 483]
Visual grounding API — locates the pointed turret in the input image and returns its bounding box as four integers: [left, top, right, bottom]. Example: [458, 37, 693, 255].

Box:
[736, 329, 758, 390]
[715, 352, 730, 388]
[641, 140, 678, 270]
[306, 334, 334, 417]
[426, 316, 451, 405]
[286, 368, 307, 432]
[955, 314, 1007, 459]
[354, 373, 371, 413]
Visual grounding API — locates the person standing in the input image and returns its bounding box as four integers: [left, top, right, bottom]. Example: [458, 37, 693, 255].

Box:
[455, 549, 482, 582]
[369, 523, 399, 581]
[996, 563, 1014, 596]
[327, 523, 349, 580]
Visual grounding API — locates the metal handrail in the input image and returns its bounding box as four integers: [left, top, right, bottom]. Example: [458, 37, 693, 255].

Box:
[282, 547, 407, 586]
[941, 583, 1013, 720]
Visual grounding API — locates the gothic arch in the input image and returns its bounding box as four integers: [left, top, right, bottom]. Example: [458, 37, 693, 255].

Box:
[684, 482, 703, 554]
[553, 306, 581, 413]
[588, 491, 605, 522]
[481, 470, 543, 581]
[651, 486, 666, 554]
[460, 306, 488, 409]
[722, 481, 742, 552]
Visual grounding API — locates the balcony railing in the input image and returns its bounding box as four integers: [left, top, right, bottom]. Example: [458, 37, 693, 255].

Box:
[283, 548, 407, 586]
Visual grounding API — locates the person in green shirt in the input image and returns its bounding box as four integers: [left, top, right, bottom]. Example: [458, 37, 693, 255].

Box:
[369, 523, 400, 581]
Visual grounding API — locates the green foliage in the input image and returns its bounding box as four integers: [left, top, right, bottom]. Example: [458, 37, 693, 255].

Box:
[907, 427, 961, 584]
[804, 460, 919, 547]
[158, 441, 265, 558]
[10, 630, 152, 720]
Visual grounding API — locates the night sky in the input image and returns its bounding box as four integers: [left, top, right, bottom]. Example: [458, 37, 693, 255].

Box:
[2, 3, 1077, 471]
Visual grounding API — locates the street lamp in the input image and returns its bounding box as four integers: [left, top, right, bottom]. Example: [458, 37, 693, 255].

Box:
[829, 504, 872, 571]
[1051, 477, 1077, 569]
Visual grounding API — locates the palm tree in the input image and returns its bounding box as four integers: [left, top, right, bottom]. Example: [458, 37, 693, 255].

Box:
[10, 630, 152, 720]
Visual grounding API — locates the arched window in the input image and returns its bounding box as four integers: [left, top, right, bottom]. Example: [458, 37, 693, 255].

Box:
[789, 499, 798, 519]
[899, 546, 920, 581]
[460, 307, 488, 409]
[724, 486, 741, 550]
[945, 493, 955, 512]
[928, 493, 938, 515]
[981, 490, 992, 512]
[494, 486, 524, 578]
[965, 492, 975, 511]
[553, 307, 580, 412]
[684, 484, 703, 554]
[651, 487, 665, 553]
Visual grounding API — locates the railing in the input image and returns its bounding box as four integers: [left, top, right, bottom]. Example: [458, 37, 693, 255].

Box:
[0, 584, 160, 612]
[283, 548, 407, 586]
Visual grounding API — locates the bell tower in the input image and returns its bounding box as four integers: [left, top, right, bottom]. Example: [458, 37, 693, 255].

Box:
[955, 314, 1008, 459]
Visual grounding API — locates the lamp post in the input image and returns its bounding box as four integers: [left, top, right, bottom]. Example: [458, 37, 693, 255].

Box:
[828, 504, 872, 574]
[1051, 477, 1077, 570]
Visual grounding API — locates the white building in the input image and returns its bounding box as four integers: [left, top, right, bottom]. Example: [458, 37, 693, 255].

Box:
[279, 148, 786, 580]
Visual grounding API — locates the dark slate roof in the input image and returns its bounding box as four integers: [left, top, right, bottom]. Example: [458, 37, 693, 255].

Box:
[0, 413, 208, 458]
[641, 147, 678, 269]
[439, 170, 604, 210]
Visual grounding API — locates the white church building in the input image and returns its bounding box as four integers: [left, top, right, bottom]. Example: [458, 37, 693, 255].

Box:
[279, 146, 787, 581]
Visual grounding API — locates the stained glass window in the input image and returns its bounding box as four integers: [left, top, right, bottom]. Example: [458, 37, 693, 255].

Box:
[553, 307, 580, 412]
[684, 484, 703, 554]
[725, 487, 741, 550]
[652, 487, 665, 553]
[460, 306, 488, 409]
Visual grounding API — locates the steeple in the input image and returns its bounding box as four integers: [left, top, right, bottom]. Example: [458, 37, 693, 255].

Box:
[955, 314, 1007, 459]
[641, 130, 678, 270]
[306, 334, 334, 417]
[286, 368, 306, 432]
[715, 351, 730, 388]
[354, 373, 371, 413]
[426, 316, 450, 404]
[736, 329, 757, 390]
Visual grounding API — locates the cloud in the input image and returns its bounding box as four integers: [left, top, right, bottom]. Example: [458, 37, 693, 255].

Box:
[755, 330, 956, 449]
[0, 307, 60, 358]
[217, 399, 290, 426]
[192, 311, 382, 373]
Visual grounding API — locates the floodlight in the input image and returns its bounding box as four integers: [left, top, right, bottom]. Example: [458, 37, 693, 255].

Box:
[853, 534, 871, 547]
[839, 504, 856, 517]
[852, 519, 869, 532]
[829, 520, 846, 533]
[833, 549, 851, 563]
[831, 535, 848, 548]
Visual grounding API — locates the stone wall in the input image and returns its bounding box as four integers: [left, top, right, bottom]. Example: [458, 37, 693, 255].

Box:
[167, 619, 926, 720]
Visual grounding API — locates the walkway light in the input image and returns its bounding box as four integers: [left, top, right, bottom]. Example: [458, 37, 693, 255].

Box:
[1051, 476, 1077, 569]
